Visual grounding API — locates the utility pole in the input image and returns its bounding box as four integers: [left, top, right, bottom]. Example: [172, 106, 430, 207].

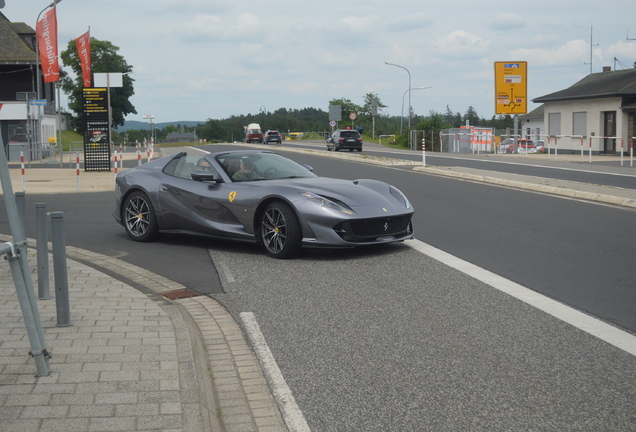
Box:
[584, 24, 599, 74]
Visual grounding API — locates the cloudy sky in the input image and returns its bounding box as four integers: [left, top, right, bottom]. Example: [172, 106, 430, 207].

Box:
[4, 0, 636, 124]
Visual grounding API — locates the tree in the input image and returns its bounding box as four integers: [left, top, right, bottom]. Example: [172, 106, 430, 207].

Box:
[198, 119, 227, 142]
[328, 98, 362, 122]
[415, 110, 453, 130]
[444, 105, 462, 128]
[462, 106, 481, 127]
[60, 38, 136, 133]
[361, 92, 387, 116]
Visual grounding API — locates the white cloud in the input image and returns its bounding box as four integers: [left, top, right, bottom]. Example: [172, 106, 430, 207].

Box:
[603, 40, 636, 66]
[510, 40, 589, 67]
[434, 31, 490, 59]
[180, 13, 261, 42]
[2, 0, 633, 121]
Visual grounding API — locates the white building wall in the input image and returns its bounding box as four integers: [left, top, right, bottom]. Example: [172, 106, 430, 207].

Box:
[543, 97, 627, 153]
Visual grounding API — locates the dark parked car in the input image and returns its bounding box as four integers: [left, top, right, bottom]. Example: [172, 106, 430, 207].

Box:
[263, 130, 282, 144]
[113, 150, 414, 259]
[327, 129, 363, 152]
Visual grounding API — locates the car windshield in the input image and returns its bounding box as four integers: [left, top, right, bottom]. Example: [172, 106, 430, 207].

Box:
[216, 152, 317, 182]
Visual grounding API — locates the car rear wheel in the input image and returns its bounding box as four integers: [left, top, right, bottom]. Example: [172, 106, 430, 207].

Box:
[260, 201, 301, 259]
[123, 191, 159, 242]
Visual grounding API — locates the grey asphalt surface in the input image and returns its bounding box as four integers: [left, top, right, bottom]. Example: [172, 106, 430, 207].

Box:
[1, 143, 636, 431]
[207, 240, 636, 431]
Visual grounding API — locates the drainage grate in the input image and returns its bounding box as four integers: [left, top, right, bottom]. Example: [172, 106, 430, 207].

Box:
[160, 289, 201, 300]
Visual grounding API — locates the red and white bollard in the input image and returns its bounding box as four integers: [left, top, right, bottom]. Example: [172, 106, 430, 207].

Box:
[76, 152, 81, 191]
[136, 141, 141, 166]
[20, 151, 26, 192]
[422, 138, 426, 166]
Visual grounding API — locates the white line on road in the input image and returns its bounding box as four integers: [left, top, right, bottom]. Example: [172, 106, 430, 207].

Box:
[240, 312, 311, 432]
[210, 249, 235, 283]
[406, 239, 636, 357]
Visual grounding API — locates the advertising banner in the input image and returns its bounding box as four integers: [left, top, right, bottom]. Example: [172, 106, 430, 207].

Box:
[36, 6, 60, 83]
[83, 88, 111, 171]
[75, 30, 91, 88]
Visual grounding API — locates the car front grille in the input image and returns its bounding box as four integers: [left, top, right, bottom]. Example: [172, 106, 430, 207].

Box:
[334, 215, 412, 241]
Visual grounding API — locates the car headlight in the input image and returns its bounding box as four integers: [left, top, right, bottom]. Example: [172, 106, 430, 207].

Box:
[389, 185, 411, 209]
[299, 192, 356, 215]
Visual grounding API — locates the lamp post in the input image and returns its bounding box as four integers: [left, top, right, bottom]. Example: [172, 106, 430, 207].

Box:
[259, 105, 266, 130]
[34, 0, 62, 151]
[385, 62, 411, 133]
[35, 0, 63, 101]
[400, 86, 432, 135]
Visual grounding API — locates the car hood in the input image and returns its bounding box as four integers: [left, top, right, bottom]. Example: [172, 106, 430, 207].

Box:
[261, 177, 406, 209]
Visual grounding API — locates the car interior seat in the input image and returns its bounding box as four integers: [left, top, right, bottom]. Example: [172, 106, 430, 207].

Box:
[177, 162, 197, 179]
[227, 159, 240, 177]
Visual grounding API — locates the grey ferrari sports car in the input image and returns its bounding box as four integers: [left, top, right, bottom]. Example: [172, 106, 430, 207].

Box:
[113, 150, 414, 259]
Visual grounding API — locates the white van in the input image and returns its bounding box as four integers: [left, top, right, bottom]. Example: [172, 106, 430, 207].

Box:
[246, 123, 262, 143]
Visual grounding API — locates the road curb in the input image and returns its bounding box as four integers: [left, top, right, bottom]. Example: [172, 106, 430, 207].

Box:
[413, 166, 636, 209]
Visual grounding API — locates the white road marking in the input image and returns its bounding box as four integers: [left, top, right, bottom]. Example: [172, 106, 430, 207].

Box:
[186, 146, 210, 154]
[406, 239, 636, 357]
[240, 312, 311, 432]
[210, 250, 235, 283]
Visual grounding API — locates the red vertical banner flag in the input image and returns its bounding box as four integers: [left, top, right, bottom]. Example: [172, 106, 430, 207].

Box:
[75, 30, 91, 88]
[36, 6, 60, 83]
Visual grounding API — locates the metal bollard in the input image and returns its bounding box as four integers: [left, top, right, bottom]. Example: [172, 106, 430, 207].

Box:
[50, 212, 71, 327]
[15, 191, 26, 239]
[35, 203, 50, 300]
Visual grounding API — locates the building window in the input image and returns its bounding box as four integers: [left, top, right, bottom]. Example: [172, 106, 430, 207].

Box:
[572, 112, 587, 137]
[548, 113, 561, 136]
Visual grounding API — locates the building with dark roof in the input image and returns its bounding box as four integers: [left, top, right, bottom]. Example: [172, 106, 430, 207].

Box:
[0, 11, 58, 160]
[533, 67, 636, 154]
[519, 104, 544, 141]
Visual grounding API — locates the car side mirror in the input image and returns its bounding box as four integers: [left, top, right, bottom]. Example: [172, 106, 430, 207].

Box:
[191, 170, 224, 183]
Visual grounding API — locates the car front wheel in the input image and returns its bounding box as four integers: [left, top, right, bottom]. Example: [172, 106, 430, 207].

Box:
[260, 202, 301, 259]
[123, 191, 159, 242]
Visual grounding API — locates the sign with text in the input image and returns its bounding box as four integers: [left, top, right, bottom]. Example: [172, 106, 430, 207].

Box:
[329, 105, 342, 122]
[494, 62, 527, 115]
[82, 88, 111, 171]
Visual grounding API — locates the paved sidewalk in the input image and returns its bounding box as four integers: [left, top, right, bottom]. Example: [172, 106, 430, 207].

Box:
[1, 144, 635, 432]
[0, 242, 287, 432]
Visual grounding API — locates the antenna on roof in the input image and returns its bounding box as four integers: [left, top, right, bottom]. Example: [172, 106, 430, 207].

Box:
[584, 24, 599, 74]
[628, 30, 636, 42]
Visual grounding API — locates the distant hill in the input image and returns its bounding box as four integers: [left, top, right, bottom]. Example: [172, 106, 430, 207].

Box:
[116, 120, 204, 132]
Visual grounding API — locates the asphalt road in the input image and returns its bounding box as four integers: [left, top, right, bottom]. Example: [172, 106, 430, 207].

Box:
[5, 144, 636, 430]
[197, 144, 636, 332]
[283, 139, 636, 191]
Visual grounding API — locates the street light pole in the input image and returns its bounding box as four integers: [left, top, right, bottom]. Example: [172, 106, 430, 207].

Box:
[35, 0, 63, 101]
[385, 61, 411, 134]
[400, 86, 432, 135]
[34, 0, 63, 152]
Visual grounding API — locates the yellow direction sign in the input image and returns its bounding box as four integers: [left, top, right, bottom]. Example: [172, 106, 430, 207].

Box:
[494, 61, 527, 115]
